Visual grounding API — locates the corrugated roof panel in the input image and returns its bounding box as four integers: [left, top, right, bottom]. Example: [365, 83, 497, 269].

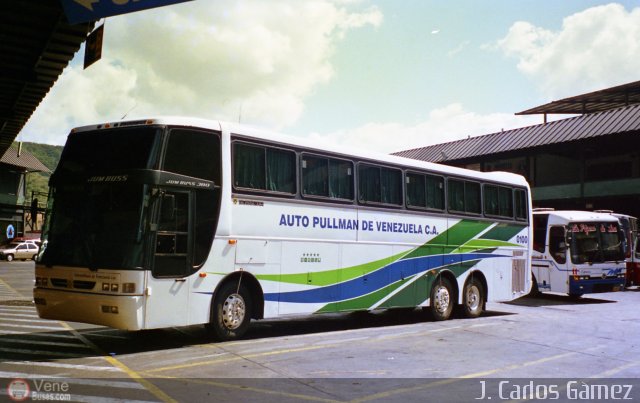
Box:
[609, 106, 638, 133]
[577, 111, 606, 139]
[619, 106, 640, 132]
[559, 116, 582, 142]
[593, 108, 620, 136]
[502, 127, 526, 150]
[394, 103, 640, 163]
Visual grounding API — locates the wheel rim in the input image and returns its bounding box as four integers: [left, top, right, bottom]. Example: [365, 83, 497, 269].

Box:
[221, 293, 246, 330]
[465, 284, 481, 311]
[433, 285, 450, 314]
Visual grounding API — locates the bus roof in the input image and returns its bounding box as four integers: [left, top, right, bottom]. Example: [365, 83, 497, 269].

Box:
[533, 210, 622, 222]
[70, 116, 529, 188]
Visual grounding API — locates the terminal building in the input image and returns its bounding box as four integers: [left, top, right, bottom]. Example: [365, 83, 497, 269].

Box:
[0, 146, 49, 244]
[395, 81, 640, 218]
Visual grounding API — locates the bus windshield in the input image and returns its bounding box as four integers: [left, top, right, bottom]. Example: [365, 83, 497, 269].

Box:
[569, 222, 625, 264]
[40, 183, 147, 269]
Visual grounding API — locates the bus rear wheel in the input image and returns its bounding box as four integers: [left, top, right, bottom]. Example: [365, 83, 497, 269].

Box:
[208, 282, 252, 341]
[462, 277, 484, 318]
[429, 277, 454, 321]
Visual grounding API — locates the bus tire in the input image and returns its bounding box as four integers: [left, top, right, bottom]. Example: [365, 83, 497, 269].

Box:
[528, 274, 540, 296]
[429, 276, 454, 321]
[462, 277, 485, 318]
[209, 281, 252, 341]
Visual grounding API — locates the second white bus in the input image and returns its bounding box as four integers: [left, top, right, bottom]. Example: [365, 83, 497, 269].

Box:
[531, 210, 626, 297]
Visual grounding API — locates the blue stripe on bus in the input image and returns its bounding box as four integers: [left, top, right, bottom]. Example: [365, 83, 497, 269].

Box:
[263, 253, 506, 303]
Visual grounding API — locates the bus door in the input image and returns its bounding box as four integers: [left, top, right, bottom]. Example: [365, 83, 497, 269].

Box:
[545, 226, 568, 292]
[145, 190, 193, 328]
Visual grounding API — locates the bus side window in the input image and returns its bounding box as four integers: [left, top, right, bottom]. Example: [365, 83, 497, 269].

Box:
[549, 226, 567, 264]
[533, 214, 548, 253]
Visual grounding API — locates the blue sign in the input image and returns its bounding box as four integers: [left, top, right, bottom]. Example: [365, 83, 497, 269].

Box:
[61, 0, 193, 25]
[6, 224, 15, 240]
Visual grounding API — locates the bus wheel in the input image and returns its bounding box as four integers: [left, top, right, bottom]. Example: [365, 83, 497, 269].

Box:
[430, 277, 454, 321]
[209, 282, 252, 341]
[462, 277, 484, 318]
[528, 274, 540, 296]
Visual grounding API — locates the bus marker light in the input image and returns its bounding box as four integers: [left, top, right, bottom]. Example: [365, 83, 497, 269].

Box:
[102, 283, 110, 291]
[199, 272, 207, 278]
[101, 305, 119, 314]
[122, 283, 135, 293]
[228, 239, 237, 245]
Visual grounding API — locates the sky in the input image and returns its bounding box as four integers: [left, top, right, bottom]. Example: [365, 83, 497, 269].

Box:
[18, 0, 640, 154]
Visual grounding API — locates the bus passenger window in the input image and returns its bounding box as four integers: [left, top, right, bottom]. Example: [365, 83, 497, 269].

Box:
[514, 189, 527, 221]
[233, 143, 296, 194]
[448, 179, 480, 214]
[406, 173, 426, 208]
[358, 164, 402, 206]
[302, 156, 353, 201]
[549, 226, 567, 264]
[426, 175, 444, 210]
[484, 185, 513, 218]
[407, 173, 444, 210]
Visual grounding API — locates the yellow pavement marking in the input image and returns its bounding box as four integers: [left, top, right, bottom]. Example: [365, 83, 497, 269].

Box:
[590, 360, 640, 378]
[146, 344, 329, 373]
[459, 351, 577, 378]
[140, 375, 342, 403]
[59, 322, 178, 403]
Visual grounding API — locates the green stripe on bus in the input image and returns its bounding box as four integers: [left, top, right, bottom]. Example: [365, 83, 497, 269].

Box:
[255, 251, 407, 286]
[480, 223, 526, 242]
[379, 261, 480, 309]
[316, 277, 413, 313]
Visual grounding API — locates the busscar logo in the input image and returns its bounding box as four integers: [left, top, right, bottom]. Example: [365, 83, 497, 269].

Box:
[7, 378, 30, 402]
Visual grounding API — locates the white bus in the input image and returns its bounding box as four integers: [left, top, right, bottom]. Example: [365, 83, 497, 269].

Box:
[34, 117, 532, 341]
[531, 210, 626, 297]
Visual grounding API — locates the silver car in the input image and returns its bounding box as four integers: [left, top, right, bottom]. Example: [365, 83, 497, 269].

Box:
[0, 241, 39, 261]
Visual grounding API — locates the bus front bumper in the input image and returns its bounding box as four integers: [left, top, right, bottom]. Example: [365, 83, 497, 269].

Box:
[33, 287, 146, 330]
[569, 277, 625, 295]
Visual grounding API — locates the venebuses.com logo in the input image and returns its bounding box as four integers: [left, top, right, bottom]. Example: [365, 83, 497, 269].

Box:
[6, 379, 30, 402]
[6, 378, 71, 402]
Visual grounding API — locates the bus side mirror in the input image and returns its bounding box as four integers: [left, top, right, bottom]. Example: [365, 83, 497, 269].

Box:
[565, 231, 572, 249]
[160, 194, 176, 222]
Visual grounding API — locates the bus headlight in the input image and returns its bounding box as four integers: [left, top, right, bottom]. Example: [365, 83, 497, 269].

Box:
[35, 277, 48, 287]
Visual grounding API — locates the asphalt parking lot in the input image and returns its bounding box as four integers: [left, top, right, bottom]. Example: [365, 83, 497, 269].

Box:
[1, 261, 639, 402]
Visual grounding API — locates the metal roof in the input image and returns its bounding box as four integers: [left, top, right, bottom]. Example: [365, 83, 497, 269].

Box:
[516, 80, 640, 115]
[0, 1, 94, 155]
[0, 146, 50, 173]
[394, 103, 640, 163]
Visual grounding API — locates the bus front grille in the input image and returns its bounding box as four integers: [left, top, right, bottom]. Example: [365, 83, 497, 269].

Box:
[50, 278, 68, 288]
[73, 281, 96, 290]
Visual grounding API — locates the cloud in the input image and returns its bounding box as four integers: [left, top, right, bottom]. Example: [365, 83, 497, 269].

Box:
[21, 0, 382, 144]
[307, 103, 542, 154]
[495, 3, 640, 98]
